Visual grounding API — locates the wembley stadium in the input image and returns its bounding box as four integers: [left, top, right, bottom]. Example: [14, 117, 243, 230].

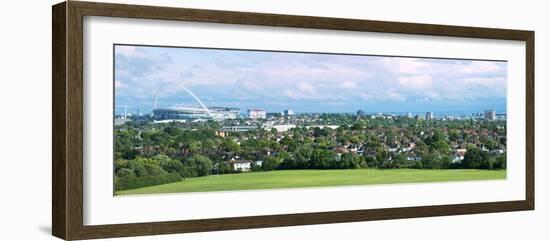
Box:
[153, 106, 240, 121]
[152, 83, 240, 122]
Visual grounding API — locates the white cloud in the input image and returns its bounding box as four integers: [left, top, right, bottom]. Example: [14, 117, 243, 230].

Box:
[387, 92, 406, 101]
[296, 81, 316, 94]
[115, 45, 507, 112]
[114, 80, 127, 89]
[339, 81, 358, 89]
[398, 74, 433, 90]
[462, 61, 503, 73]
[383, 57, 429, 74]
[115, 45, 145, 58]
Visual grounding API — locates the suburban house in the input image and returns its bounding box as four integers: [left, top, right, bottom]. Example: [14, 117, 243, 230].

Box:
[231, 159, 253, 172]
[452, 149, 467, 163]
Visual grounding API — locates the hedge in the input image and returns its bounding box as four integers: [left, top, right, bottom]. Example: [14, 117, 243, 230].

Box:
[115, 172, 183, 191]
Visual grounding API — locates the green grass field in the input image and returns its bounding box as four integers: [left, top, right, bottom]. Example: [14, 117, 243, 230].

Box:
[116, 169, 506, 195]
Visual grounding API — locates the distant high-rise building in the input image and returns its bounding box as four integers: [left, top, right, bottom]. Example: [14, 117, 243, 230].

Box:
[484, 110, 496, 120]
[426, 112, 434, 120]
[406, 112, 413, 118]
[248, 109, 266, 119]
[284, 109, 294, 117]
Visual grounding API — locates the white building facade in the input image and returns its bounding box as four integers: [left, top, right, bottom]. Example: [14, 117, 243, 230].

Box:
[248, 109, 266, 119]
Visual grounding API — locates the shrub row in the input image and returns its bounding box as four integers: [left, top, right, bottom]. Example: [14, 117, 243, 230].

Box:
[115, 172, 183, 191]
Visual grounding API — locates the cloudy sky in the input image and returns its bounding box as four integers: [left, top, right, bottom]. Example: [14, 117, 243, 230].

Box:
[114, 45, 507, 114]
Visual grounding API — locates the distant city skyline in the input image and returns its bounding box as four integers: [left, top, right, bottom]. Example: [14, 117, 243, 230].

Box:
[114, 45, 507, 115]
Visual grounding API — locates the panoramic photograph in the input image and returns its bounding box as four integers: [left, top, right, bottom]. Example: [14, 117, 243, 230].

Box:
[113, 44, 507, 195]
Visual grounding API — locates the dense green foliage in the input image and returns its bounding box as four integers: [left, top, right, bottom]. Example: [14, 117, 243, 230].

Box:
[115, 115, 506, 191]
[115, 172, 182, 191]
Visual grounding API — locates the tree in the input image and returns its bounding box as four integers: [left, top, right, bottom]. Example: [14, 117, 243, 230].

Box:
[122, 149, 139, 160]
[218, 161, 232, 174]
[261, 156, 282, 171]
[128, 158, 148, 177]
[364, 156, 378, 169]
[114, 159, 130, 173]
[351, 122, 364, 131]
[186, 141, 201, 154]
[221, 139, 240, 153]
[154, 154, 185, 177]
[375, 148, 388, 167]
[393, 154, 407, 168]
[415, 140, 429, 155]
[294, 146, 313, 168]
[426, 129, 445, 145]
[140, 157, 167, 176]
[421, 152, 437, 169]
[480, 157, 495, 170]
[462, 146, 488, 169]
[280, 136, 300, 152]
[313, 127, 330, 137]
[483, 139, 500, 150]
[183, 155, 213, 177]
[439, 155, 452, 169]
[116, 168, 135, 178]
[449, 129, 461, 142]
[310, 149, 336, 169]
[430, 140, 450, 154]
[339, 153, 363, 169]
[494, 154, 506, 169]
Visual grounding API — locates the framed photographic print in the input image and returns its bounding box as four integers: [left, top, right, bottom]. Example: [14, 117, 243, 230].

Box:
[52, 1, 534, 240]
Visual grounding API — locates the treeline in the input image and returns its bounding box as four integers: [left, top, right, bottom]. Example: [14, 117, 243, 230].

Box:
[115, 118, 506, 190]
[256, 145, 506, 171]
[114, 154, 215, 191]
[116, 173, 181, 191]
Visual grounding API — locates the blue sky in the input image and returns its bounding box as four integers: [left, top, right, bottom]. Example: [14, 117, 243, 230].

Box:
[114, 45, 507, 114]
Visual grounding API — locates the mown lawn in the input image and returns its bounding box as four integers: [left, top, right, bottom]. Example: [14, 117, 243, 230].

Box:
[116, 169, 506, 195]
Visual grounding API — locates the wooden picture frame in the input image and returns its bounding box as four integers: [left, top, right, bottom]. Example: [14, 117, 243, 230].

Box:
[52, 1, 534, 240]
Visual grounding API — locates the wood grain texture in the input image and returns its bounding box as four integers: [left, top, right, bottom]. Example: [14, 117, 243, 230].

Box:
[66, 2, 85, 240]
[51, 1, 535, 240]
[72, 1, 533, 40]
[74, 201, 530, 240]
[52, 2, 67, 240]
[525, 32, 535, 209]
